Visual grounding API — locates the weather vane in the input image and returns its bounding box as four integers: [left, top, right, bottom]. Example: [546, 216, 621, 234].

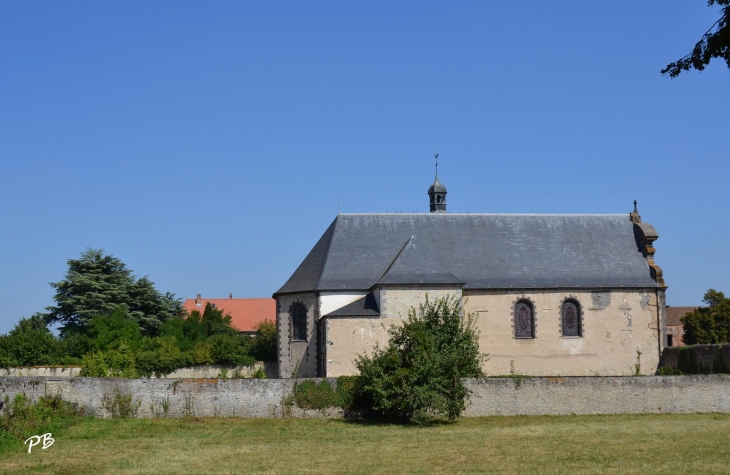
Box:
[434, 151, 439, 177]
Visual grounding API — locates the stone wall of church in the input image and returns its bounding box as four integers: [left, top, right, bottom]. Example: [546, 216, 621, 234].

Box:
[379, 286, 462, 319]
[323, 286, 462, 377]
[463, 289, 662, 376]
[324, 317, 394, 376]
[276, 292, 319, 378]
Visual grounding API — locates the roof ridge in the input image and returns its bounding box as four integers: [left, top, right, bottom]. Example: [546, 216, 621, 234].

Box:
[338, 213, 629, 217]
[375, 236, 414, 285]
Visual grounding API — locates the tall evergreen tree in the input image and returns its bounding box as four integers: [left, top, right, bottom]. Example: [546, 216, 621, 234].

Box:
[44, 249, 182, 335]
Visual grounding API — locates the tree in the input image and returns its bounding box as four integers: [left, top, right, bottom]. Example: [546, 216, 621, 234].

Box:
[662, 1, 730, 77]
[85, 307, 142, 351]
[44, 249, 182, 335]
[681, 289, 730, 344]
[0, 314, 58, 367]
[352, 295, 485, 424]
[252, 320, 277, 362]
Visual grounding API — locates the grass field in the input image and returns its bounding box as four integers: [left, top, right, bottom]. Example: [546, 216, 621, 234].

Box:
[2, 413, 730, 474]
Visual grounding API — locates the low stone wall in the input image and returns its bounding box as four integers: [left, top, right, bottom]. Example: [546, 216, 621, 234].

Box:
[0, 363, 278, 380]
[462, 375, 730, 416]
[0, 367, 82, 378]
[1, 375, 728, 419]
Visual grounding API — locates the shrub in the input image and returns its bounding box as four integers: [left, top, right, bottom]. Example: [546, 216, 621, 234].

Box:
[79, 342, 138, 378]
[135, 336, 190, 377]
[189, 341, 214, 365]
[293, 380, 339, 410]
[0, 314, 59, 367]
[352, 295, 485, 424]
[209, 334, 255, 367]
[252, 320, 277, 362]
[0, 394, 79, 451]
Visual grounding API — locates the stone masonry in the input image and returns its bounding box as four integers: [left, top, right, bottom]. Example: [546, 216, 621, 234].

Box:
[2, 375, 729, 418]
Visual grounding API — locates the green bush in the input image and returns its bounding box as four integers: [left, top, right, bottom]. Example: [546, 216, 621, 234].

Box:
[352, 295, 485, 424]
[0, 315, 59, 367]
[189, 341, 214, 365]
[79, 342, 138, 378]
[209, 334, 255, 367]
[335, 375, 358, 410]
[0, 394, 79, 451]
[135, 336, 191, 377]
[293, 380, 339, 410]
[252, 320, 277, 362]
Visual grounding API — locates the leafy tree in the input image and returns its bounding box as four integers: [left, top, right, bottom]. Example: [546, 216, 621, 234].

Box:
[682, 289, 730, 344]
[158, 303, 236, 351]
[662, 1, 730, 77]
[44, 249, 182, 335]
[0, 314, 58, 367]
[85, 307, 142, 351]
[352, 295, 485, 424]
[135, 336, 190, 377]
[209, 334, 255, 366]
[252, 320, 277, 362]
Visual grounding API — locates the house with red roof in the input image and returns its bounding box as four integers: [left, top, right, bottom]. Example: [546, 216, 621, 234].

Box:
[182, 294, 275, 335]
[665, 306, 699, 347]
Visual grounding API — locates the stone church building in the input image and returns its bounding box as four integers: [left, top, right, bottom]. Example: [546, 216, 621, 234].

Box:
[273, 174, 667, 378]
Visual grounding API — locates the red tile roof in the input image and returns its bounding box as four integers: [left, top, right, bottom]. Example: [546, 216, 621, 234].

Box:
[666, 306, 699, 327]
[182, 297, 275, 333]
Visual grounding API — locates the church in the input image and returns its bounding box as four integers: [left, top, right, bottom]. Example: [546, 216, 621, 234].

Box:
[273, 170, 667, 378]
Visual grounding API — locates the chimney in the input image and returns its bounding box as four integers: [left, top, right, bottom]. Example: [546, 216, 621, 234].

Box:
[229, 293, 233, 299]
[196, 294, 202, 306]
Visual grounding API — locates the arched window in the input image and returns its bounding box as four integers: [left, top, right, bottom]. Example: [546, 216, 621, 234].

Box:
[561, 299, 581, 337]
[436, 195, 442, 203]
[290, 302, 307, 341]
[514, 300, 534, 339]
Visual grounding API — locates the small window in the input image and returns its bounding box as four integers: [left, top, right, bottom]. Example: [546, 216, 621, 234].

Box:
[515, 300, 534, 339]
[211, 303, 216, 308]
[667, 334, 673, 347]
[436, 195, 442, 203]
[290, 302, 307, 341]
[561, 300, 581, 337]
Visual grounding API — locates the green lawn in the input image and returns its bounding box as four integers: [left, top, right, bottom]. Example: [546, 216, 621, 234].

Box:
[2, 414, 729, 474]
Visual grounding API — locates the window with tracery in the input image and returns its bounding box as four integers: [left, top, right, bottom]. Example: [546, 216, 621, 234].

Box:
[514, 300, 534, 339]
[290, 302, 307, 341]
[561, 300, 581, 337]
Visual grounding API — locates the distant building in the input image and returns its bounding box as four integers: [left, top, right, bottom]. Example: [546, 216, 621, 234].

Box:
[665, 306, 698, 347]
[182, 294, 275, 335]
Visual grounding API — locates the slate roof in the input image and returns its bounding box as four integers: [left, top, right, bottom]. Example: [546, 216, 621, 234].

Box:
[274, 213, 659, 295]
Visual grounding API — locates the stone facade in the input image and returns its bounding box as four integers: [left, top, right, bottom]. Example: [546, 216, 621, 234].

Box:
[3, 375, 729, 418]
[464, 289, 663, 376]
[379, 286, 462, 320]
[276, 292, 319, 378]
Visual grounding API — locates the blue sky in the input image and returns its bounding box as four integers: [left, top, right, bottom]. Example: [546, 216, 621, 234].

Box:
[1, 1, 728, 333]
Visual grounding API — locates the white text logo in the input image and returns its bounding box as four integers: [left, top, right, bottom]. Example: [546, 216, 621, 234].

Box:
[24, 433, 54, 453]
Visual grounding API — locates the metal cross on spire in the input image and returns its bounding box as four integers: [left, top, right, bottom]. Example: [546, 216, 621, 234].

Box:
[434, 151, 439, 177]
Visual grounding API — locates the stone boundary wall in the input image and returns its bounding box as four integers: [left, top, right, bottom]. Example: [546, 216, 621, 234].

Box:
[0, 363, 278, 380]
[1, 375, 729, 419]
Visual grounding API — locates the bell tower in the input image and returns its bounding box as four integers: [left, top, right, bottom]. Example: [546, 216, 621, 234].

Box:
[428, 153, 447, 213]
